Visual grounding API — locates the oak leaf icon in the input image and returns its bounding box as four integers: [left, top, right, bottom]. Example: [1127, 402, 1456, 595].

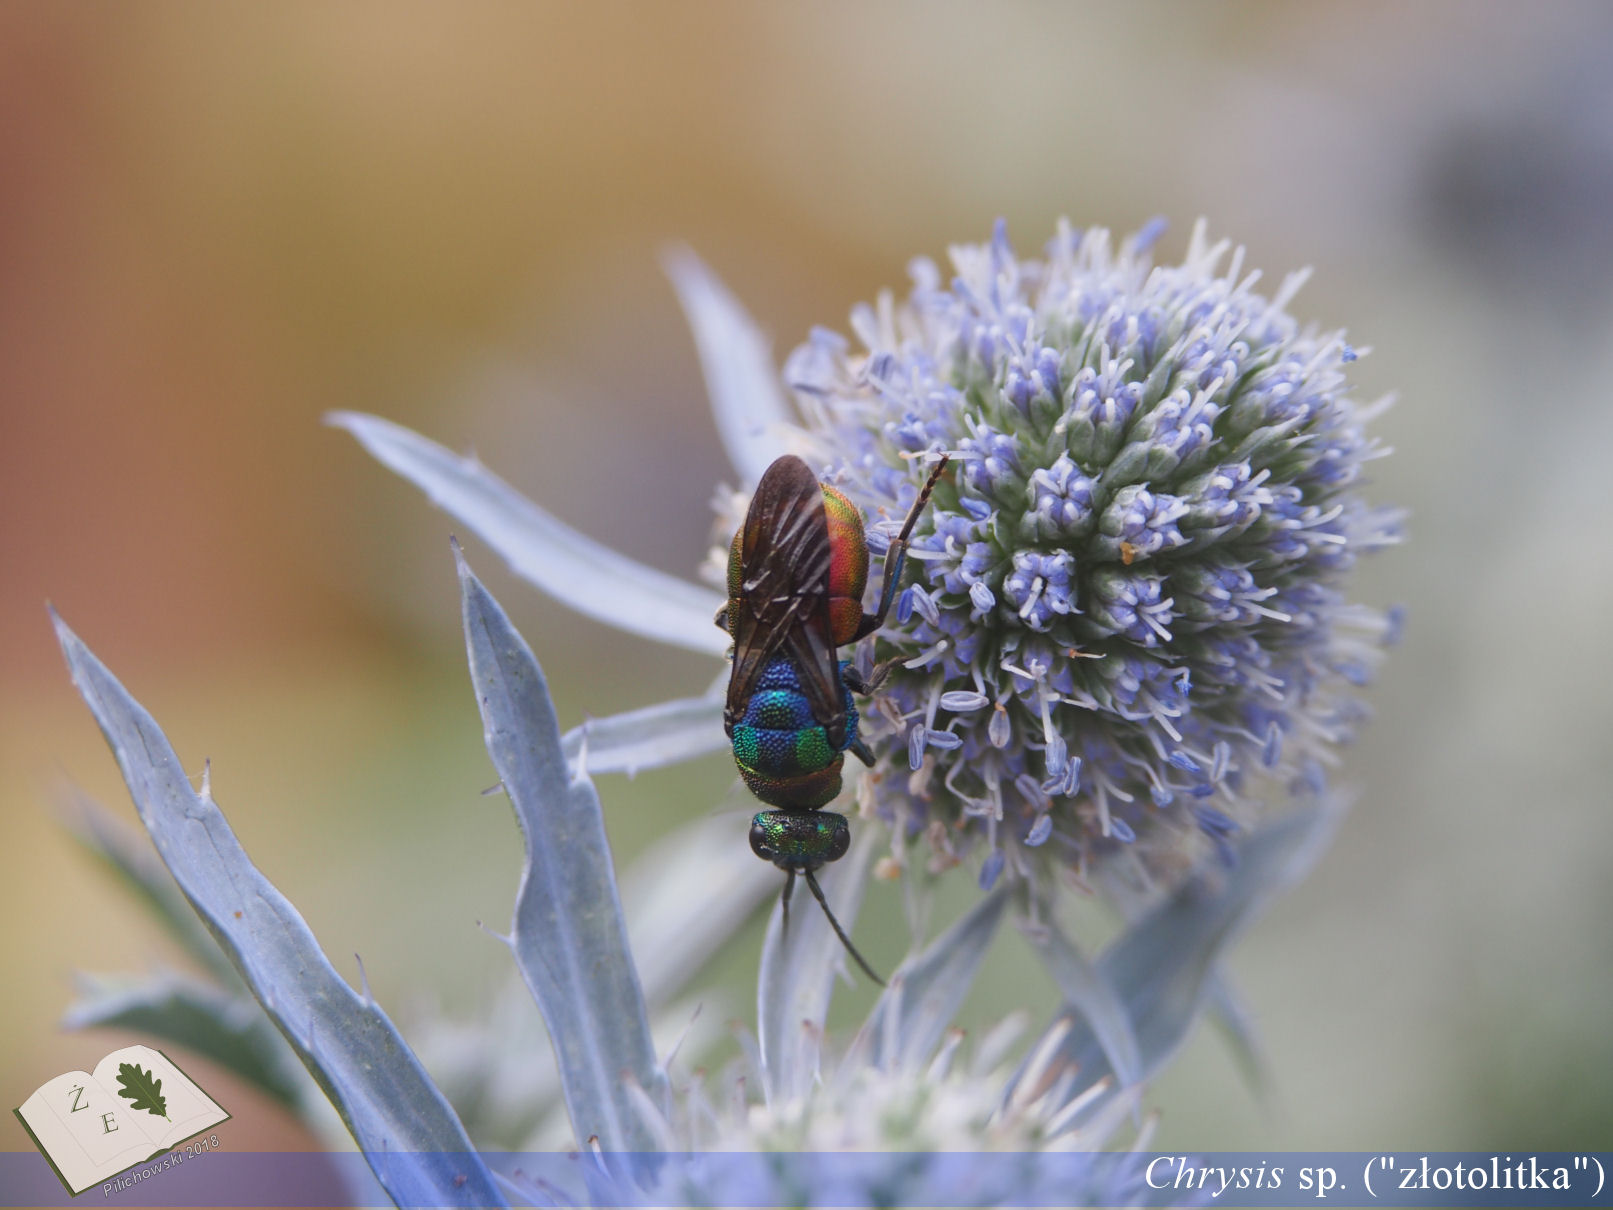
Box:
[115, 1063, 169, 1120]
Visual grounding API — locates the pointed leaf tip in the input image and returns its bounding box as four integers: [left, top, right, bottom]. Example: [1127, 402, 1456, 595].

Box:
[662, 247, 793, 486]
[331, 409, 727, 655]
[49, 604, 77, 654]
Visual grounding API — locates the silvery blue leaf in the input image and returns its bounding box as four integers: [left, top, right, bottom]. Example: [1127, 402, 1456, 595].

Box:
[63, 972, 304, 1107]
[330, 411, 727, 656]
[1024, 802, 1341, 1128]
[52, 611, 505, 1210]
[561, 690, 726, 779]
[60, 788, 240, 988]
[619, 812, 778, 1005]
[412, 812, 773, 1150]
[756, 828, 876, 1105]
[1207, 968, 1270, 1098]
[864, 885, 1008, 1073]
[456, 547, 667, 1150]
[662, 247, 792, 485]
[408, 977, 561, 1149]
[1020, 916, 1141, 1091]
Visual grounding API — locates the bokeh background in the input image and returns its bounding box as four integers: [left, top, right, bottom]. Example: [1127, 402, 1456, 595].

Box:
[5, 0, 1611, 1160]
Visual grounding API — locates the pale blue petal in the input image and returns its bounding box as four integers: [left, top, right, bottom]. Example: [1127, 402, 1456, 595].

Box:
[756, 828, 877, 1105]
[663, 247, 793, 485]
[562, 691, 726, 779]
[330, 411, 727, 656]
[52, 611, 505, 1210]
[864, 885, 1008, 1072]
[456, 548, 667, 1151]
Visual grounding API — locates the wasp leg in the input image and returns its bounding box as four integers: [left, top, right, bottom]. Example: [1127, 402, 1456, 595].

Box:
[843, 659, 903, 697]
[848, 737, 876, 767]
[780, 868, 796, 937]
[803, 868, 885, 986]
[852, 454, 950, 641]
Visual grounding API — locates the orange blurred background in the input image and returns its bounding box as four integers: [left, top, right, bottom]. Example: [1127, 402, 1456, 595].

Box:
[5, 1, 1612, 1157]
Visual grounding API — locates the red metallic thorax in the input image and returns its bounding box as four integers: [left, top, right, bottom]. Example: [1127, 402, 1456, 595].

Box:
[819, 484, 868, 645]
[725, 481, 869, 644]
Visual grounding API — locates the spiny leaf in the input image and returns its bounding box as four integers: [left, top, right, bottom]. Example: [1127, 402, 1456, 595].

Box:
[52, 609, 507, 1209]
[61, 789, 242, 989]
[1019, 801, 1342, 1130]
[455, 544, 666, 1151]
[757, 827, 877, 1105]
[115, 1063, 168, 1120]
[330, 410, 726, 655]
[560, 687, 727, 779]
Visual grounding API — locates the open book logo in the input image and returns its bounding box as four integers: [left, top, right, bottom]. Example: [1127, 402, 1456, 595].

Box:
[13, 1045, 229, 1197]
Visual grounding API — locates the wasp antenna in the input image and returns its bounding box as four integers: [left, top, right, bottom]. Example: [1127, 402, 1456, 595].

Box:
[890, 454, 949, 548]
[855, 451, 952, 641]
[802, 868, 885, 987]
[780, 868, 796, 938]
[893, 454, 951, 543]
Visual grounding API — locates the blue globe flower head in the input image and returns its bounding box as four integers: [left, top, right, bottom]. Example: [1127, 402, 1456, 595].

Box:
[330, 217, 1401, 909]
[781, 219, 1402, 894]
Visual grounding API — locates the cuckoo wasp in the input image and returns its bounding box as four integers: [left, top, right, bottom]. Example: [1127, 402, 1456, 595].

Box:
[715, 452, 949, 984]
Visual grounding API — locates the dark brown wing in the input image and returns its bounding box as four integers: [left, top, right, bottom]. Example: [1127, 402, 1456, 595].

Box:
[725, 455, 847, 744]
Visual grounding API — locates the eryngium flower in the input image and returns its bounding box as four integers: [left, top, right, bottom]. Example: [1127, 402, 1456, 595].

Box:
[759, 219, 1400, 893]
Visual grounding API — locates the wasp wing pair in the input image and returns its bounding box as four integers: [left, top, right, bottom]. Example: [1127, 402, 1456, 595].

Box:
[723, 453, 949, 746]
[723, 455, 846, 745]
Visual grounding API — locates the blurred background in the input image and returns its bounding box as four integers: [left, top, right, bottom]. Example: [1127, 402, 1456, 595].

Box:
[4, 0, 1611, 1158]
